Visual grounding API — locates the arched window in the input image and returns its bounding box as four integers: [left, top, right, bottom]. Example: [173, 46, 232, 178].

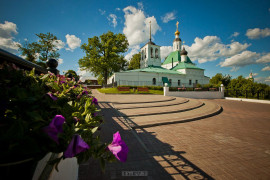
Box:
[141, 50, 144, 60]
[151, 47, 154, 58]
[189, 79, 192, 85]
[178, 80, 181, 86]
[145, 48, 146, 58]
[169, 79, 172, 85]
[152, 78, 156, 85]
[155, 49, 158, 58]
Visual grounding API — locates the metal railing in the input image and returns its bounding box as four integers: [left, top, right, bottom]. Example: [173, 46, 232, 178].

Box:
[225, 90, 270, 100]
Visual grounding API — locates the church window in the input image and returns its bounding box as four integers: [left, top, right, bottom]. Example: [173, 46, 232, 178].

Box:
[195, 80, 198, 84]
[177, 45, 178, 49]
[141, 50, 144, 60]
[151, 47, 153, 58]
[169, 79, 172, 85]
[189, 79, 192, 85]
[152, 78, 156, 85]
[155, 49, 158, 58]
[178, 80, 181, 86]
[145, 48, 146, 58]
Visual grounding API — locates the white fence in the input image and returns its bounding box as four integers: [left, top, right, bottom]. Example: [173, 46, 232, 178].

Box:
[164, 84, 225, 99]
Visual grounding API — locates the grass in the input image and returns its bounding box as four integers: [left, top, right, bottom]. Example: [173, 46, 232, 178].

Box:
[97, 88, 163, 95]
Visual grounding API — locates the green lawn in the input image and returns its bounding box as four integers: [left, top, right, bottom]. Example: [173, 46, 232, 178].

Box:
[97, 88, 163, 95]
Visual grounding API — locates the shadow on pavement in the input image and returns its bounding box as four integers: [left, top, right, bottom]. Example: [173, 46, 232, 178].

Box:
[79, 102, 213, 180]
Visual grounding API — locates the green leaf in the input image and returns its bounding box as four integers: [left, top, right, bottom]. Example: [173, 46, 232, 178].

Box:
[91, 127, 98, 134]
[41, 74, 49, 79]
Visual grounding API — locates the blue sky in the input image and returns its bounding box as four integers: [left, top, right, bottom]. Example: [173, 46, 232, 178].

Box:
[1, 0, 270, 84]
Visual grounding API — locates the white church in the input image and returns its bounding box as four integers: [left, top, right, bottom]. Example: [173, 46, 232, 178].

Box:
[108, 22, 210, 87]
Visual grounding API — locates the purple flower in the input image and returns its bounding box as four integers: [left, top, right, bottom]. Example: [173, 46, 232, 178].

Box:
[82, 90, 88, 95]
[64, 134, 90, 158]
[43, 115, 65, 143]
[107, 131, 128, 162]
[47, 92, 57, 101]
[92, 112, 97, 117]
[92, 97, 98, 105]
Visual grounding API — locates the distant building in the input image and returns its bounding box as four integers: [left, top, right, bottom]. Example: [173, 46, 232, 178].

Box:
[108, 21, 209, 87]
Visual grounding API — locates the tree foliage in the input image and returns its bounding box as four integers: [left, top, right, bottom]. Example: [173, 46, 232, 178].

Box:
[18, 32, 61, 67]
[128, 53, 141, 70]
[208, 73, 270, 92]
[209, 73, 231, 87]
[79, 31, 129, 85]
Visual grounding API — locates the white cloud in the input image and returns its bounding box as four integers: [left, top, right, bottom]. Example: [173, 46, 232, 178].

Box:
[58, 58, 63, 65]
[160, 46, 173, 60]
[107, 14, 117, 28]
[256, 53, 270, 63]
[161, 12, 176, 23]
[98, 9, 106, 15]
[254, 76, 270, 85]
[230, 32, 239, 38]
[77, 68, 97, 82]
[116, 8, 121, 11]
[185, 36, 250, 63]
[262, 66, 270, 71]
[65, 34, 81, 51]
[246, 28, 270, 39]
[123, 5, 161, 46]
[219, 51, 260, 67]
[0, 21, 20, 53]
[53, 39, 65, 50]
[124, 45, 140, 61]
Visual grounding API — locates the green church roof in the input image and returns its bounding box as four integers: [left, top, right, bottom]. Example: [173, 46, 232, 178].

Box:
[171, 62, 204, 70]
[162, 51, 180, 65]
[123, 66, 182, 74]
[162, 51, 193, 65]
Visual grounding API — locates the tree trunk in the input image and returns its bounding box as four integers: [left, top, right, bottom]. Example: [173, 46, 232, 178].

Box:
[104, 69, 108, 85]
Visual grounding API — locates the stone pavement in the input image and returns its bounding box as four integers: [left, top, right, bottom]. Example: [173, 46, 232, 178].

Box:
[79, 90, 270, 180]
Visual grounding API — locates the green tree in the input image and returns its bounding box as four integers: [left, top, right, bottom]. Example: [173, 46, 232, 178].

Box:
[18, 32, 61, 67]
[128, 53, 141, 70]
[64, 70, 79, 80]
[210, 73, 231, 87]
[79, 31, 129, 85]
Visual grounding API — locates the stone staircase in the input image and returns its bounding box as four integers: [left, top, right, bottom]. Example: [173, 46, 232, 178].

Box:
[112, 96, 222, 128]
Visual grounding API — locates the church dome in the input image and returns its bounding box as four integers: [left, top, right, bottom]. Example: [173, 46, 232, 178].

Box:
[180, 47, 188, 55]
[175, 30, 180, 36]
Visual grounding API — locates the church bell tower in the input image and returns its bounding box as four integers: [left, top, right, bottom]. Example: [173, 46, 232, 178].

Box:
[173, 21, 182, 51]
[140, 21, 161, 68]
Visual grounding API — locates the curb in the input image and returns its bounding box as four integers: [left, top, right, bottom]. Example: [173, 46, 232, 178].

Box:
[225, 97, 270, 104]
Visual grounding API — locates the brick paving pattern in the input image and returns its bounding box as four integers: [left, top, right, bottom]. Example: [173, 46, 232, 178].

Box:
[79, 90, 270, 180]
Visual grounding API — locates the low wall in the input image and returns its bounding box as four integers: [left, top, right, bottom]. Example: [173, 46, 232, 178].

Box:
[164, 87, 224, 99]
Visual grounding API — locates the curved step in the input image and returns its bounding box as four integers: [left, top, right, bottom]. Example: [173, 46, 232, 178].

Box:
[115, 97, 189, 110]
[112, 97, 176, 104]
[119, 99, 204, 117]
[123, 101, 222, 128]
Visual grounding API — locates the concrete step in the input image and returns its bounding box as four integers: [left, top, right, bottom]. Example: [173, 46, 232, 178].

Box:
[114, 97, 189, 110]
[121, 101, 222, 128]
[111, 96, 175, 104]
[117, 99, 203, 117]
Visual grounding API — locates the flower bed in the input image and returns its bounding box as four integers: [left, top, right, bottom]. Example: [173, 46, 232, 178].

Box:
[0, 63, 128, 178]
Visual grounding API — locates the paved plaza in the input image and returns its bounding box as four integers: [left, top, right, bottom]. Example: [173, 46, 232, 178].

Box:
[79, 90, 270, 180]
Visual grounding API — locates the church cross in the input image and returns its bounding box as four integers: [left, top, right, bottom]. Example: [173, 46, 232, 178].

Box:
[149, 21, 152, 41]
[176, 21, 179, 30]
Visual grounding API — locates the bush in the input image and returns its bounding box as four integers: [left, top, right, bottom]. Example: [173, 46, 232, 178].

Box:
[0, 63, 128, 176]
